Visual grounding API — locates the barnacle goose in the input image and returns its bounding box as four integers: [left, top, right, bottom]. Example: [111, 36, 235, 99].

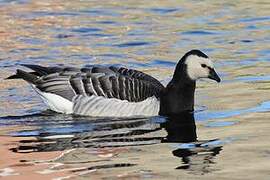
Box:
[7, 49, 221, 117]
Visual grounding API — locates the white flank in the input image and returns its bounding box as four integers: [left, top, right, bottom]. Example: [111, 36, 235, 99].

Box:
[73, 95, 160, 117]
[33, 86, 73, 114]
[32, 85, 159, 117]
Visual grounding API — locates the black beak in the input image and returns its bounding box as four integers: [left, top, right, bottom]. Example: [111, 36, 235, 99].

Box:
[208, 68, 221, 83]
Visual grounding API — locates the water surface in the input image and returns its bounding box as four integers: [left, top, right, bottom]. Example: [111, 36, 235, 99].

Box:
[0, 0, 270, 179]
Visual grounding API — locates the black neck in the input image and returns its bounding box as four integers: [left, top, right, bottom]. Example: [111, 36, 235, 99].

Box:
[159, 62, 196, 116]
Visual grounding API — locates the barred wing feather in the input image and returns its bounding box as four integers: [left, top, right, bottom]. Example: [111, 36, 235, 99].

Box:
[28, 65, 164, 103]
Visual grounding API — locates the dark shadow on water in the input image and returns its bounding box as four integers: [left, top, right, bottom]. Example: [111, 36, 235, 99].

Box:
[162, 113, 222, 174]
[1, 111, 222, 174]
[161, 113, 197, 143]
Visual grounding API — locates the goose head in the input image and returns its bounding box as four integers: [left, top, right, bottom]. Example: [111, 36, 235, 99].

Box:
[160, 50, 220, 115]
[182, 50, 221, 82]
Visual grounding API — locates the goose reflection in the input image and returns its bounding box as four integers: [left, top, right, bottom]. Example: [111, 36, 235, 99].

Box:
[3, 111, 222, 173]
[162, 113, 222, 174]
[161, 113, 197, 143]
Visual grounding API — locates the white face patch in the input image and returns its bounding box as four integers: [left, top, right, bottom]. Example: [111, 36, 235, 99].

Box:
[185, 55, 214, 81]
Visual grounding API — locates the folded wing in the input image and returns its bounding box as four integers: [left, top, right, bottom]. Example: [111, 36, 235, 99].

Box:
[12, 65, 165, 103]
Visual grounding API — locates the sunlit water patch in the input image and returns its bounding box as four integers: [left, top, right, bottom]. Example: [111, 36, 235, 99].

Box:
[235, 75, 270, 82]
[196, 101, 270, 125]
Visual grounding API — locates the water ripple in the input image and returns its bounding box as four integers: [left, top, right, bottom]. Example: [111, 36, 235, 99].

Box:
[149, 8, 180, 14]
[150, 59, 176, 67]
[240, 16, 270, 22]
[32, 11, 79, 17]
[181, 30, 217, 36]
[196, 101, 270, 122]
[71, 27, 102, 33]
[80, 9, 121, 17]
[115, 41, 152, 48]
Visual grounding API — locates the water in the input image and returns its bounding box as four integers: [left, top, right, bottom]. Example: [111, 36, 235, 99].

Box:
[0, 0, 270, 179]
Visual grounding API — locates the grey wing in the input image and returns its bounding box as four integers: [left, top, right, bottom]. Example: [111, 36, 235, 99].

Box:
[23, 65, 164, 102]
[22, 65, 116, 101]
[81, 66, 165, 102]
[108, 66, 164, 90]
[34, 71, 113, 101]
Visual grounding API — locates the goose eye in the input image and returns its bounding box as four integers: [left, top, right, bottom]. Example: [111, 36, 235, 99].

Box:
[201, 64, 207, 68]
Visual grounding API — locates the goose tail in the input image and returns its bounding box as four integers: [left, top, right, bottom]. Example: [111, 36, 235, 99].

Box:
[6, 69, 39, 84]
